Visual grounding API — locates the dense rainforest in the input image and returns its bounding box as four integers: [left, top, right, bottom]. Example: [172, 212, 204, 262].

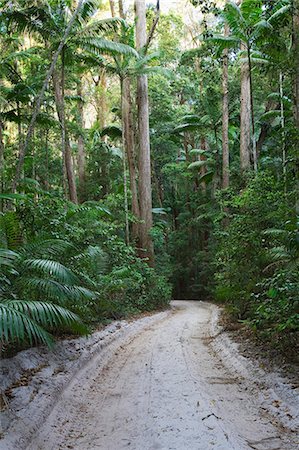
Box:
[0, 0, 298, 355]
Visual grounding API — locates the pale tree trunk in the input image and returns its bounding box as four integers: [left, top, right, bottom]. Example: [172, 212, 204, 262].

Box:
[293, 0, 299, 128]
[222, 23, 229, 189]
[52, 67, 78, 203]
[280, 72, 287, 193]
[240, 41, 251, 171]
[135, 0, 154, 265]
[118, 0, 125, 17]
[0, 120, 4, 212]
[98, 70, 108, 130]
[116, 0, 132, 243]
[109, 0, 116, 16]
[0, 120, 4, 174]
[77, 79, 86, 201]
[247, 45, 257, 172]
[200, 137, 207, 193]
[121, 77, 140, 241]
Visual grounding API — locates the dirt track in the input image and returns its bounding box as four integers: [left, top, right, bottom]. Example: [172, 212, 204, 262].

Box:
[26, 301, 298, 450]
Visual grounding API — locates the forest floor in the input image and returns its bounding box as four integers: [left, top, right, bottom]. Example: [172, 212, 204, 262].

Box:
[1, 301, 299, 450]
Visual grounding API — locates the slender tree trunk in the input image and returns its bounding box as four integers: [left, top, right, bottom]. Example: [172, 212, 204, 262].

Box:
[109, 0, 116, 16]
[44, 128, 49, 190]
[118, 0, 125, 17]
[293, 0, 299, 127]
[98, 70, 108, 130]
[0, 120, 4, 174]
[121, 77, 140, 241]
[222, 23, 229, 189]
[280, 71, 287, 192]
[16, 102, 22, 160]
[247, 45, 257, 172]
[52, 67, 78, 203]
[240, 42, 251, 171]
[12, 0, 85, 191]
[200, 136, 207, 193]
[135, 0, 154, 265]
[0, 120, 4, 212]
[77, 79, 86, 202]
[122, 144, 130, 245]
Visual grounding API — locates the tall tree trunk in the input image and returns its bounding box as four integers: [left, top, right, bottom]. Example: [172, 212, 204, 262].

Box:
[118, 0, 140, 241]
[0, 120, 4, 212]
[77, 79, 86, 202]
[121, 77, 140, 241]
[247, 45, 257, 172]
[98, 70, 108, 130]
[200, 136, 207, 193]
[222, 23, 229, 189]
[118, 0, 125, 17]
[52, 67, 78, 203]
[240, 41, 251, 171]
[109, 0, 116, 16]
[279, 71, 287, 193]
[293, 0, 299, 128]
[135, 0, 154, 266]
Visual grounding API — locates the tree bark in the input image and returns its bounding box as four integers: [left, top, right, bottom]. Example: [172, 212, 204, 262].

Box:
[52, 68, 78, 204]
[0, 120, 4, 175]
[135, 0, 154, 266]
[77, 80, 86, 202]
[121, 77, 140, 241]
[118, 0, 125, 18]
[222, 23, 229, 189]
[247, 45, 257, 172]
[279, 72, 287, 193]
[98, 70, 108, 130]
[0, 120, 4, 212]
[240, 41, 251, 171]
[109, 0, 116, 17]
[293, 0, 299, 128]
[200, 137, 207, 193]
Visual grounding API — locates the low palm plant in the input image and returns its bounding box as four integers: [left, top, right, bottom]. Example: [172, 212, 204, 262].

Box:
[0, 214, 90, 349]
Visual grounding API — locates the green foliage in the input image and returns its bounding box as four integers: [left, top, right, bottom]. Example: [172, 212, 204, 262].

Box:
[1, 0, 298, 358]
[213, 172, 298, 342]
[0, 189, 171, 351]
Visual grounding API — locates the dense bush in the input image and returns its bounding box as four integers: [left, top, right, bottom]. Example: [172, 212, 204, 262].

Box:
[213, 173, 298, 342]
[0, 190, 171, 349]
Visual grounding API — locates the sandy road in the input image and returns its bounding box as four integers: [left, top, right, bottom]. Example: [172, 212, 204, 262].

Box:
[28, 301, 297, 450]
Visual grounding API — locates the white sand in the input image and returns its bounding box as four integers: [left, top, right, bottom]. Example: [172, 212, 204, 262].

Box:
[1, 301, 298, 450]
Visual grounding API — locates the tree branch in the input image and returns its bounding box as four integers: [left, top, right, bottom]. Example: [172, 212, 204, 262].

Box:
[144, 0, 160, 55]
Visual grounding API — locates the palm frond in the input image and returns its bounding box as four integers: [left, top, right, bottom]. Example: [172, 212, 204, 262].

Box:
[240, 0, 262, 23]
[21, 239, 75, 258]
[188, 161, 208, 170]
[268, 4, 291, 25]
[23, 259, 80, 284]
[223, 1, 247, 41]
[78, 37, 138, 58]
[0, 301, 53, 346]
[0, 249, 20, 267]
[77, 17, 122, 36]
[206, 34, 240, 52]
[0, 300, 87, 346]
